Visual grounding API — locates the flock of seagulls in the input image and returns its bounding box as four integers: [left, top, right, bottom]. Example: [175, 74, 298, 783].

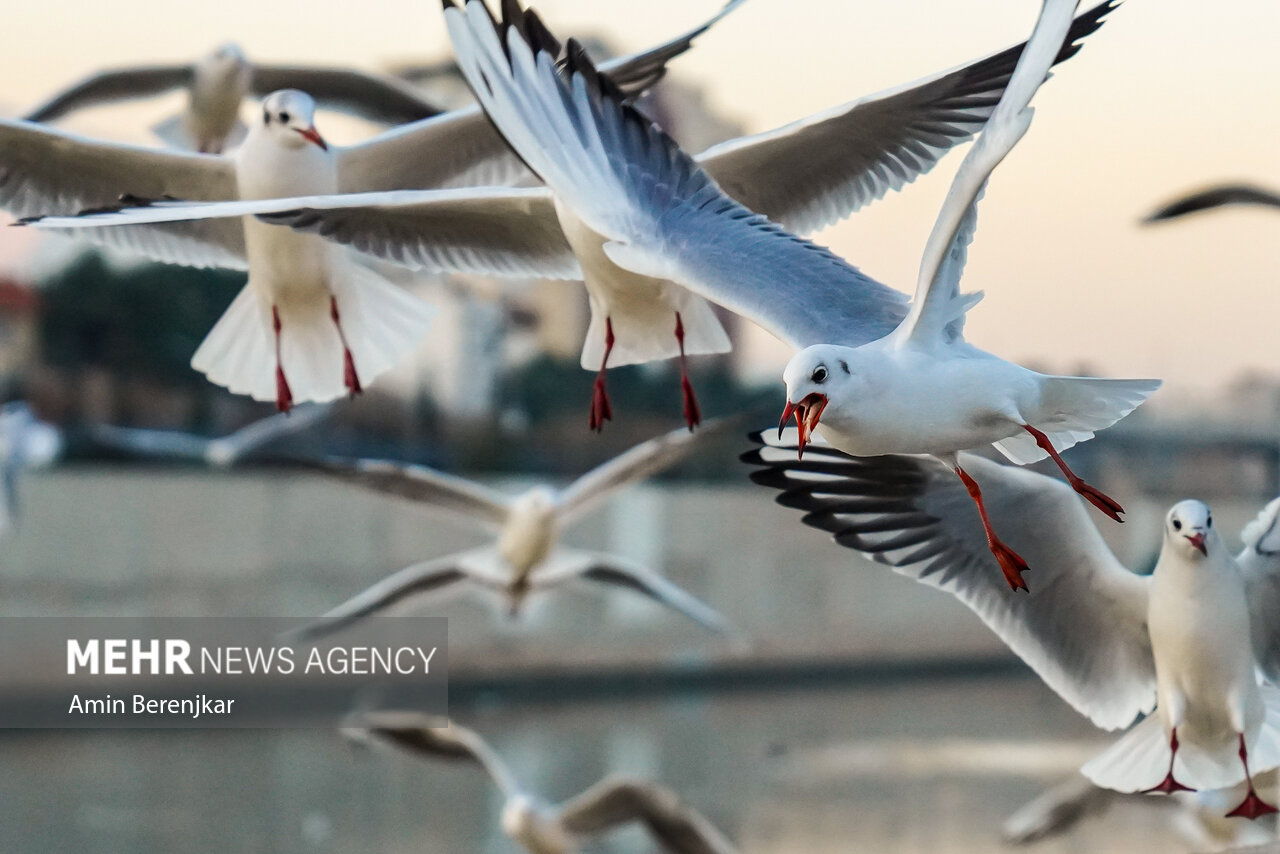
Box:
[2, 0, 1277, 848]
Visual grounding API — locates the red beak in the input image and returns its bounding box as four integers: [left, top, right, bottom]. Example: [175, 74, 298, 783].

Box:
[294, 126, 328, 150]
[778, 393, 827, 459]
[1186, 532, 1207, 555]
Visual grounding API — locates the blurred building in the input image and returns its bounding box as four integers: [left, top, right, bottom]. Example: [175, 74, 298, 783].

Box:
[0, 278, 39, 381]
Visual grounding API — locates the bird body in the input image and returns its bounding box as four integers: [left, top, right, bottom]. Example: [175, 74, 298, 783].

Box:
[496, 487, 559, 582]
[179, 44, 253, 153]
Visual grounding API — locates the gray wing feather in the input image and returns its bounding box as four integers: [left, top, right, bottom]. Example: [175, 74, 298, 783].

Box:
[248, 65, 445, 124]
[1144, 184, 1280, 223]
[0, 119, 244, 269]
[698, 0, 1117, 236]
[743, 433, 1154, 730]
[572, 555, 732, 634]
[298, 457, 511, 526]
[22, 65, 195, 122]
[558, 778, 737, 854]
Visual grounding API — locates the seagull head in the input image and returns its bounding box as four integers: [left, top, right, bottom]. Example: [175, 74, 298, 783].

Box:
[210, 42, 247, 68]
[259, 90, 327, 151]
[1166, 499, 1216, 558]
[203, 42, 251, 89]
[781, 346, 860, 457]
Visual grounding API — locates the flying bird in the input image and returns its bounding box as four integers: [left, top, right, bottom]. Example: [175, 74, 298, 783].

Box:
[0, 403, 62, 539]
[1144, 185, 1280, 224]
[343, 711, 739, 854]
[743, 433, 1280, 819]
[293, 422, 737, 640]
[23, 0, 1121, 433]
[21, 43, 447, 154]
[431, 0, 1155, 589]
[86, 403, 331, 467]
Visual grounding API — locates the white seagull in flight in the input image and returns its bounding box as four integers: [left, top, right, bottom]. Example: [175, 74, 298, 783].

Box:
[21, 43, 448, 154]
[744, 433, 1280, 820]
[293, 422, 736, 641]
[22, 1, 1120, 433]
[344, 711, 739, 854]
[430, 0, 1156, 589]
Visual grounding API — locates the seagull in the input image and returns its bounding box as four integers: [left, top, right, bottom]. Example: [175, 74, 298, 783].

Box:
[743, 432, 1280, 819]
[292, 421, 736, 641]
[86, 403, 330, 467]
[0, 402, 62, 539]
[1144, 185, 1280, 224]
[343, 710, 739, 854]
[21, 43, 448, 154]
[22, 1, 1120, 433]
[430, 0, 1155, 590]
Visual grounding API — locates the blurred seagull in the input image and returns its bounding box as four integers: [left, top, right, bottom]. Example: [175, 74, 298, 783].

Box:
[294, 422, 736, 640]
[343, 711, 739, 854]
[0, 402, 61, 538]
[1144, 185, 1280, 224]
[87, 403, 330, 467]
[23, 0, 1121, 432]
[744, 434, 1280, 818]
[21, 43, 448, 154]
[10, 4, 744, 410]
[435, 0, 1155, 590]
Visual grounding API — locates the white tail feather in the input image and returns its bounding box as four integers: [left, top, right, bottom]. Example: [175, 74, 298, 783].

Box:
[995, 376, 1161, 464]
[192, 266, 434, 404]
[1083, 689, 1280, 793]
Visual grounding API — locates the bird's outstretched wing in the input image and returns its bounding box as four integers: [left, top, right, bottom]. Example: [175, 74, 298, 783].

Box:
[558, 777, 738, 854]
[1143, 184, 1280, 223]
[342, 710, 522, 798]
[536, 549, 734, 635]
[1237, 497, 1280, 683]
[292, 548, 502, 642]
[248, 65, 445, 125]
[0, 119, 243, 268]
[554, 419, 733, 524]
[22, 64, 195, 122]
[1001, 775, 1129, 845]
[697, 0, 1117, 236]
[742, 432, 1154, 730]
[443, 0, 909, 350]
[890, 0, 1083, 347]
[338, 0, 740, 194]
[20, 187, 579, 280]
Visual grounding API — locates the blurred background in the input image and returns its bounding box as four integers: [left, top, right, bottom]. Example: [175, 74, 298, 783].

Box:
[0, 0, 1278, 852]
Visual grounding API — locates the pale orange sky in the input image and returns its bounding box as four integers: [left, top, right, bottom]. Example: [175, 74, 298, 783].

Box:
[2, 0, 1278, 403]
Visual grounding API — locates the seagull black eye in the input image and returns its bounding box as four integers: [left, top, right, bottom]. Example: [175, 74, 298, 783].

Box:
[279, 111, 291, 124]
[1173, 519, 1182, 531]
[1207, 515, 1213, 528]
[262, 108, 271, 124]
[811, 365, 828, 384]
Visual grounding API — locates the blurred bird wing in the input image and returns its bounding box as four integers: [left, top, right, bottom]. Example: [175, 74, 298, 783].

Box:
[0, 119, 244, 269]
[553, 419, 732, 525]
[299, 457, 512, 528]
[248, 65, 446, 125]
[537, 548, 732, 634]
[558, 777, 737, 854]
[207, 402, 333, 465]
[343, 711, 522, 797]
[697, 0, 1117, 236]
[22, 64, 195, 122]
[1237, 497, 1280, 682]
[445, 0, 908, 351]
[26, 188, 580, 280]
[1143, 184, 1280, 223]
[1001, 775, 1123, 844]
[293, 547, 501, 642]
[592, 0, 748, 95]
[743, 433, 1155, 730]
[891, 0, 1080, 348]
[88, 423, 210, 461]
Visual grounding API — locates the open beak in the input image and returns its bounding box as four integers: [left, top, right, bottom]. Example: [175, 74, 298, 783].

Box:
[1186, 532, 1207, 555]
[778, 392, 827, 458]
[294, 125, 328, 150]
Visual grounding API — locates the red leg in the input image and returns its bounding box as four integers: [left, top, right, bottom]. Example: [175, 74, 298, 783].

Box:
[589, 318, 614, 432]
[954, 465, 1030, 591]
[1022, 425, 1124, 523]
[674, 312, 701, 431]
[1142, 729, 1196, 795]
[329, 297, 362, 397]
[272, 306, 293, 414]
[1227, 733, 1278, 819]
